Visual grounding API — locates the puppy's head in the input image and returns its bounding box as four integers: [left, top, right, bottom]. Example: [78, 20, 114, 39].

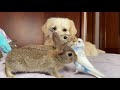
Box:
[42, 18, 77, 38]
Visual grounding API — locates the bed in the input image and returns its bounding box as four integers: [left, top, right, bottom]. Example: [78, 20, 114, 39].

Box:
[0, 52, 120, 78]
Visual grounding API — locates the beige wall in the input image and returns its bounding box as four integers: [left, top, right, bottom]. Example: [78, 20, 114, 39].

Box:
[84, 12, 87, 41]
[95, 12, 100, 49]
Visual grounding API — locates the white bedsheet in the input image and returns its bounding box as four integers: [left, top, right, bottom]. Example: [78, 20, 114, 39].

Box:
[0, 53, 120, 78]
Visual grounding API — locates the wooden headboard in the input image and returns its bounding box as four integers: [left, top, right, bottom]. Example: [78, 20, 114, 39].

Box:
[0, 12, 80, 47]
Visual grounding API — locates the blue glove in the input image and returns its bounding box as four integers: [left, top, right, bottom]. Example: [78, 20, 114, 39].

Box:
[0, 33, 12, 53]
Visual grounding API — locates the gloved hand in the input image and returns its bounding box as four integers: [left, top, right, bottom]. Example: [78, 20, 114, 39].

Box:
[0, 51, 3, 58]
[0, 28, 11, 43]
[0, 33, 12, 53]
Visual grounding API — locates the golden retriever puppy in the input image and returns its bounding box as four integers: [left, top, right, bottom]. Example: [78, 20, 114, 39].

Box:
[42, 17, 105, 56]
[42, 18, 77, 45]
[84, 41, 106, 56]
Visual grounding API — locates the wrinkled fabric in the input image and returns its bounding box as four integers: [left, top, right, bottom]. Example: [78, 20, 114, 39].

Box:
[0, 53, 120, 78]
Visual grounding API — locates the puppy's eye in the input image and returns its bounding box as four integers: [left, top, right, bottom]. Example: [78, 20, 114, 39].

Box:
[68, 53, 73, 57]
[52, 27, 56, 31]
[64, 36, 68, 39]
[63, 28, 67, 32]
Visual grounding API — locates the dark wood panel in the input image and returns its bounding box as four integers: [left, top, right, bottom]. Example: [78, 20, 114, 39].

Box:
[99, 12, 105, 50]
[105, 12, 120, 48]
[100, 12, 120, 54]
[86, 12, 95, 44]
[0, 12, 45, 47]
[80, 12, 85, 40]
[0, 12, 81, 47]
[105, 48, 120, 54]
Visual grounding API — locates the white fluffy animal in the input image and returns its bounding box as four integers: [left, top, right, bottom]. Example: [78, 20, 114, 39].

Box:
[68, 38, 105, 78]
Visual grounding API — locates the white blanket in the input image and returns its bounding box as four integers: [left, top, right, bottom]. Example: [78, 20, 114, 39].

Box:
[0, 53, 120, 78]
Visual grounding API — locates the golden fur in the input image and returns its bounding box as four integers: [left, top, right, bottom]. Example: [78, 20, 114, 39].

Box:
[42, 17, 105, 56]
[42, 17, 77, 45]
[84, 41, 106, 56]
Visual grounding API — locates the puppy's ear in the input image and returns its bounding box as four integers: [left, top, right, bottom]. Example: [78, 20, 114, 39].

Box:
[42, 21, 49, 37]
[42, 18, 56, 37]
[69, 20, 77, 36]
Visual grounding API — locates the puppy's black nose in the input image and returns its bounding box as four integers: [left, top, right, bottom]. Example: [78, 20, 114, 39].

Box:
[68, 53, 72, 57]
[64, 36, 68, 39]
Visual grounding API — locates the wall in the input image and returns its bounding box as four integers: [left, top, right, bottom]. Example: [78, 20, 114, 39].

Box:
[84, 12, 87, 41]
[81, 12, 87, 41]
[0, 12, 80, 47]
[95, 12, 100, 48]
